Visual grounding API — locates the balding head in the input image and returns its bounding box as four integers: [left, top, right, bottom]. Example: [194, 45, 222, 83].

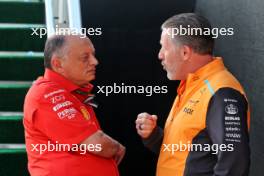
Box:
[44, 35, 93, 70]
[43, 34, 98, 86]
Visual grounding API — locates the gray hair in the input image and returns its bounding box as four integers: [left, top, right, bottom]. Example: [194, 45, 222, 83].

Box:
[161, 13, 214, 55]
[44, 35, 67, 69]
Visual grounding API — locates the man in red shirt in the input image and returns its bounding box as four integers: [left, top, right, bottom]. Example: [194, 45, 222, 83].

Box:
[23, 35, 125, 176]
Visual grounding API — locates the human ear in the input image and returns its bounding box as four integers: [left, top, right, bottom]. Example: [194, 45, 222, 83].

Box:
[181, 45, 192, 61]
[51, 56, 63, 73]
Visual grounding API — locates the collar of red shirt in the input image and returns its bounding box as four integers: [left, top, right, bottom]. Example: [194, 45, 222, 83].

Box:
[43, 68, 93, 93]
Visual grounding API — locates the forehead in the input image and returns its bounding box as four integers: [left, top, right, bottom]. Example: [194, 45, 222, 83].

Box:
[66, 36, 94, 52]
[160, 29, 171, 45]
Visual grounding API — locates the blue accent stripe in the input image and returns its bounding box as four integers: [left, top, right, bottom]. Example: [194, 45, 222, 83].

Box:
[204, 80, 215, 95]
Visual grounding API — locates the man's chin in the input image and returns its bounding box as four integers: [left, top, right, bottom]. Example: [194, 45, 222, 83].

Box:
[88, 74, 96, 82]
[167, 76, 174, 80]
[167, 73, 180, 81]
[167, 73, 173, 80]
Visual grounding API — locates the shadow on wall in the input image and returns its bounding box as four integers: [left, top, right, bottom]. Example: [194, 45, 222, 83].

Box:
[195, 0, 264, 176]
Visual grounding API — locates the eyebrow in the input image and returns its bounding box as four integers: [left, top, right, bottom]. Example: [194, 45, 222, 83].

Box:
[81, 50, 95, 56]
[90, 47, 96, 55]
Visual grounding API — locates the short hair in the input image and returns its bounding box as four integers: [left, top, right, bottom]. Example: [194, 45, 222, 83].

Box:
[44, 35, 67, 69]
[161, 13, 214, 55]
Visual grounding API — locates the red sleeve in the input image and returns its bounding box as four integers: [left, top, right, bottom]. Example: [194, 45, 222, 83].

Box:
[32, 90, 98, 145]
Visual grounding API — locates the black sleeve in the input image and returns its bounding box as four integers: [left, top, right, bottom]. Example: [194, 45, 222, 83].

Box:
[206, 88, 250, 176]
[142, 126, 164, 154]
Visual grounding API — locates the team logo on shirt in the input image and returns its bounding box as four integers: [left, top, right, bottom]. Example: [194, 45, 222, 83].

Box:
[80, 106, 90, 120]
[183, 107, 194, 115]
[189, 99, 199, 105]
[225, 104, 238, 115]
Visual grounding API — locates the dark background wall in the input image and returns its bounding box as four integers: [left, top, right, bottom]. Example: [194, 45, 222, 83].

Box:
[81, 0, 195, 175]
[81, 0, 263, 175]
[195, 1, 264, 175]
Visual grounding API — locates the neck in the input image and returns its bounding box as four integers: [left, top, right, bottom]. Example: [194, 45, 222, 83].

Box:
[193, 54, 213, 71]
[182, 54, 213, 80]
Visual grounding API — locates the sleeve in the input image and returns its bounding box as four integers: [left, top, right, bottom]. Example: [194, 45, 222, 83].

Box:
[206, 87, 250, 176]
[33, 90, 98, 145]
[142, 126, 164, 154]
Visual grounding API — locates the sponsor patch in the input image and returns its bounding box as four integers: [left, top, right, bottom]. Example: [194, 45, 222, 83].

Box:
[44, 89, 66, 99]
[57, 107, 77, 119]
[53, 101, 73, 112]
[50, 94, 66, 104]
[225, 104, 238, 115]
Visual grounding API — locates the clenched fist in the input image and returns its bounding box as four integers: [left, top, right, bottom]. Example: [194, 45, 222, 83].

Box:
[135, 112, 157, 139]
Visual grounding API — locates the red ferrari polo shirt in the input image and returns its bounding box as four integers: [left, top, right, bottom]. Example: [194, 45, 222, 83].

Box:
[23, 69, 119, 176]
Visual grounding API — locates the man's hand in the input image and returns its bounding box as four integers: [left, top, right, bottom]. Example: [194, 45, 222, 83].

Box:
[135, 112, 157, 139]
[114, 144, 126, 165]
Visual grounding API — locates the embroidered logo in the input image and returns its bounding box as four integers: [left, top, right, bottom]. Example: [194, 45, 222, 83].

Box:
[183, 107, 194, 115]
[225, 104, 238, 115]
[57, 107, 77, 119]
[80, 106, 90, 120]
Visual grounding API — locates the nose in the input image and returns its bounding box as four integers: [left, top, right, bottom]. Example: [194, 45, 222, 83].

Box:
[90, 55, 99, 66]
[158, 48, 164, 60]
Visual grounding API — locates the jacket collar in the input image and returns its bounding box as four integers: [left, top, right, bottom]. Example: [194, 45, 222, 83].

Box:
[177, 57, 226, 95]
[44, 68, 93, 93]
